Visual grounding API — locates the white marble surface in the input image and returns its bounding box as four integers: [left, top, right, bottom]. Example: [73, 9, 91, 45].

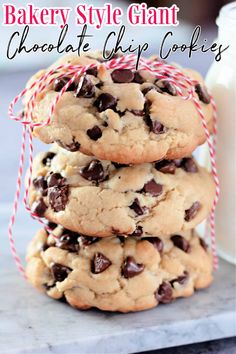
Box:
[0, 205, 236, 354]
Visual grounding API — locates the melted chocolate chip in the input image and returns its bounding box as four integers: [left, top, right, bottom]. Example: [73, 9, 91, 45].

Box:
[56, 139, 80, 152]
[144, 116, 167, 134]
[31, 198, 47, 217]
[80, 236, 99, 246]
[143, 179, 163, 197]
[47, 173, 66, 188]
[94, 93, 117, 112]
[171, 235, 191, 253]
[131, 226, 143, 237]
[133, 71, 144, 84]
[87, 126, 102, 141]
[155, 160, 176, 174]
[130, 109, 145, 116]
[130, 198, 148, 216]
[185, 202, 201, 222]
[199, 238, 208, 251]
[117, 235, 126, 243]
[80, 160, 105, 183]
[75, 76, 95, 98]
[46, 221, 57, 232]
[86, 67, 98, 77]
[122, 256, 144, 278]
[155, 281, 173, 304]
[48, 185, 69, 212]
[92, 253, 112, 274]
[51, 263, 71, 282]
[142, 86, 162, 95]
[53, 77, 76, 92]
[156, 80, 177, 96]
[181, 157, 198, 173]
[173, 159, 182, 167]
[56, 230, 80, 252]
[170, 271, 189, 287]
[33, 177, 48, 193]
[111, 69, 134, 83]
[143, 237, 164, 253]
[195, 84, 211, 104]
[42, 152, 56, 167]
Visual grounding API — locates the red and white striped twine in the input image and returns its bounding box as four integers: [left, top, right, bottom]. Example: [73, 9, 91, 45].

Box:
[8, 54, 220, 276]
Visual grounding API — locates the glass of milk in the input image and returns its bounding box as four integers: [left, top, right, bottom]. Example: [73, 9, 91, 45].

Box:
[206, 2, 236, 265]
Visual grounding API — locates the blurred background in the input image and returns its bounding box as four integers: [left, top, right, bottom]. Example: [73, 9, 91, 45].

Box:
[0, 0, 233, 252]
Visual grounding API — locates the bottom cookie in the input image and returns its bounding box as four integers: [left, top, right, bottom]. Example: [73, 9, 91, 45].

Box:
[26, 226, 213, 313]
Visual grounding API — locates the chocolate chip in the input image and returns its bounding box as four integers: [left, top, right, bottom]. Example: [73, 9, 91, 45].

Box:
[31, 198, 47, 217]
[53, 77, 76, 92]
[185, 202, 201, 222]
[142, 86, 162, 95]
[199, 238, 208, 251]
[155, 160, 176, 174]
[51, 263, 71, 282]
[42, 152, 56, 167]
[94, 93, 117, 112]
[144, 116, 167, 134]
[195, 84, 211, 104]
[46, 221, 57, 232]
[143, 179, 163, 197]
[75, 76, 95, 98]
[86, 67, 98, 77]
[131, 226, 143, 237]
[47, 173, 66, 188]
[171, 235, 191, 253]
[80, 236, 99, 246]
[80, 160, 105, 183]
[143, 237, 164, 253]
[130, 198, 148, 216]
[117, 236, 126, 243]
[56, 230, 80, 252]
[56, 139, 80, 152]
[92, 253, 112, 274]
[111, 69, 134, 83]
[173, 159, 182, 167]
[87, 126, 102, 141]
[170, 271, 189, 287]
[156, 80, 177, 96]
[181, 157, 198, 173]
[48, 185, 69, 212]
[133, 71, 144, 84]
[155, 281, 173, 304]
[33, 177, 48, 193]
[122, 256, 144, 278]
[130, 109, 145, 116]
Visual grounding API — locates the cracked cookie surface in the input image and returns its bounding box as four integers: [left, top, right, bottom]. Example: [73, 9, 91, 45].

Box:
[26, 226, 213, 313]
[25, 53, 214, 164]
[29, 145, 215, 237]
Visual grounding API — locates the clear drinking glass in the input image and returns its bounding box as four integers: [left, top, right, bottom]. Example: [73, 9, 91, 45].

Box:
[206, 2, 236, 264]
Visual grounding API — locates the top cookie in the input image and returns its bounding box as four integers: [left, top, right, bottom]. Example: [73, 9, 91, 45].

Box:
[25, 53, 213, 164]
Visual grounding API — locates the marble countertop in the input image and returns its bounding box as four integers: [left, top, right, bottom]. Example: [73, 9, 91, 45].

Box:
[1, 206, 236, 354]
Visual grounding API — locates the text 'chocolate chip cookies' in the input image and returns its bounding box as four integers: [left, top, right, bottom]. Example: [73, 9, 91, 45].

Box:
[23, 52, 216, 312]
[25, 53, 214, 164]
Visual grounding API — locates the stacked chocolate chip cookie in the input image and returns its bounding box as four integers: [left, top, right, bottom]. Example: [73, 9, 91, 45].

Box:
[25, 53, 215, 312]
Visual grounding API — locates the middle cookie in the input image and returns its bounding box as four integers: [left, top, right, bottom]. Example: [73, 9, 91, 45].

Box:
[29, 145, 215, 237]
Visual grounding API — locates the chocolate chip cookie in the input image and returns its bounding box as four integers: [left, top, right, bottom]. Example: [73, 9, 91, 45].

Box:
[29, 145, 215, 237]
[25, 53, 213, 164]
[26, 226, 213, 312]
